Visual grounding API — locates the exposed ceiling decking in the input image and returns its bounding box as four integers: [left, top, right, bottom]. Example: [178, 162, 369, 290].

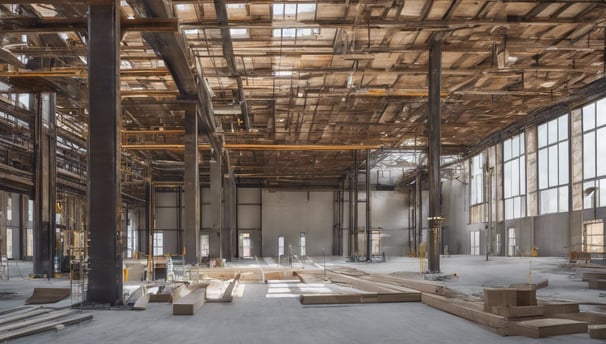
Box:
[0, 0, 605, 189]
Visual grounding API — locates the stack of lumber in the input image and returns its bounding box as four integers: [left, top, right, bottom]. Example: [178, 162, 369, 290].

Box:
[582, 270, 606, 290]
[0, 306, 92, 341]
[299, 270, 421, 305]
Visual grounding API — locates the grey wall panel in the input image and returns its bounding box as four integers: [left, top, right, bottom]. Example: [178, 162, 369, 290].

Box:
[369, 191, 409, 256]
[238, 188, 261, 203]
[534, 213, 569, 257]
[238, 205, 260, 229]
[201, 204, 212, 228]
[155, 208, 178, 230]
[155, 191, 180, 207]
[262, 190, 333, 257]
[161, 230, 178, 256]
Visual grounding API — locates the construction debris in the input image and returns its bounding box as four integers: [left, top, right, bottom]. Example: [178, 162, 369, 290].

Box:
[0, 306, 92, 341]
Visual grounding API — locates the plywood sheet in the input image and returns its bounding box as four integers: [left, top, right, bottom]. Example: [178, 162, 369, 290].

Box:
[25, 288, 70, 305]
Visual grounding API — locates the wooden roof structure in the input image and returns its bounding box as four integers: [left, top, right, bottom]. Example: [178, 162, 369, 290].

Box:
[1, 0, 605, 193]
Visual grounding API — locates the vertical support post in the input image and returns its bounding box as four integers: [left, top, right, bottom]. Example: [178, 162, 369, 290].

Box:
[210, 151, 223, 259]
[141, 169, 152, 256]
[415, 171, 422, 255]
[427, 36, 443, 273]
[223, 171, 236, 261]
[366, 149, 372, 261]
[348, 174, 354, 257]
[33, 93, 56, 277]
[353, 151, 359, 256]
[184, 106, 200, 264]
[19, 195, 26, 260]
[87, 0, 122, 304]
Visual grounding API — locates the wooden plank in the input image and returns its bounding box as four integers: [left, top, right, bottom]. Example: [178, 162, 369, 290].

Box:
[421, 293, 506, 330]
[483, 288, 518, 312]
[512, 318, 588, 338]
[300, 291, 420, 305]
[149, 294, 172, 303]
[360, 274, 447, 295]
[173, 288, 206, 315]
[589, 324, 606, 339]
[510, 279, 549, 290]
[0, 308, 49, 325]
[0, 313, 93, 342]
[0, 309, 74, 332]
[582, 272, 606, 282]
[542, 302, 580, 314]
[516, 288, 537, 306]
[588, 279, 606, 290]
[492, 305, 544, 319]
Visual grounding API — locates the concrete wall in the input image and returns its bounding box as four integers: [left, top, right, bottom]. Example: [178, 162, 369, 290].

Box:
[370, 191, 409, 256]
[261, 190, 333, 257]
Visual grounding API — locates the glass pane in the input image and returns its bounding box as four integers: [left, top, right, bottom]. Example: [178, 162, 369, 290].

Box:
[583, 181, 596, 209]
[558, 186, 568, 212]
[538, 123, 547, 148]
[597, 127, 606, 177]
[540, 189, 557, 214]
[520, 157, 526, 193]
[504, 139, 512, 161]
[519, 132, 525, 155]
[548, 145, 558, 187]
[505, 198, 513, 220]
[600, 179, 606, 208]
[512, 136, 519, 158]
[538, 148, 548, 189]
[584, 131, 596, 179]
[512, 159, 520, 196]
[558, 141, 568, 185]
[548, 119, 558, 144]
[513, 197, 521, 219]
[597, 98, 606, 127]
[504, 161, 512, 198]
[558, 115, 568, 140]
[520, 195, 526, 217]
[583, 103, 595, 131]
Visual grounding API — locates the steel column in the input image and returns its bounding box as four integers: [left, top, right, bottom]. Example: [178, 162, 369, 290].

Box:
[365, 149, 372, 261]
[33, 93, 56, 277]
[86, 0, 122, 304]
[427, 37, 443, 273]
[348, 174, 353, 257]
[210, 152, 223, 259]
[183, 107, 200, 264]
[353, 151, 359, 255]
[415, 171, 422, 255]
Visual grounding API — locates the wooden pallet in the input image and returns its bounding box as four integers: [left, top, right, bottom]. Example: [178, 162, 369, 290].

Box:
[511, 318, 588, 338]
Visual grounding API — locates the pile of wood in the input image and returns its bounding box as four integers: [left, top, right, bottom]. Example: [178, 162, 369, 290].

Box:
[0, 306, 92, 341]
[581, 270, 606, 290]
[296, 267, 606, 339]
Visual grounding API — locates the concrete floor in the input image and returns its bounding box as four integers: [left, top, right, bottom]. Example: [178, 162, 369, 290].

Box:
[1, 256, 604, 344]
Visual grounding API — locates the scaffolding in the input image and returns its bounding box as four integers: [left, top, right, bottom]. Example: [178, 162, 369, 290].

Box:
[69, 227, 88, 307]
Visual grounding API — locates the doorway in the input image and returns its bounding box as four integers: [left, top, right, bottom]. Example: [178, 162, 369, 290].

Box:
[239, 232, 252, 258]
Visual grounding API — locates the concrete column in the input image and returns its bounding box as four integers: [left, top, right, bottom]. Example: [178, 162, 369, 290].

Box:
[183, 107, 200, 264]
[87, 0, 122, 305]
[427, 37, 443, 273]
[210, 152, 223, 259]
[33, 93, 56, 277]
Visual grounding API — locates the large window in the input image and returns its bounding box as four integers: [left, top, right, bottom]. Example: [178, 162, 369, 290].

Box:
[504, 133, 526, 219]
[470, 154, 483, 205]
[470, 231, 480, 255]
[153, 232, 163, 256]
[582, 97, 606, 209]
[537, 114, 569, 214]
